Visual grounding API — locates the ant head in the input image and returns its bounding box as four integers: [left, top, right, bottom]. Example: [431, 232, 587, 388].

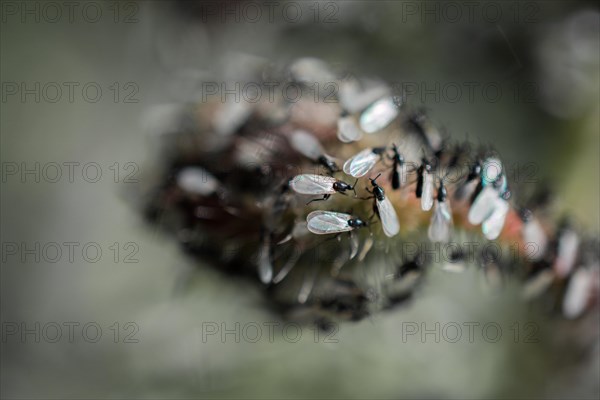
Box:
[519, 207, 533, 222]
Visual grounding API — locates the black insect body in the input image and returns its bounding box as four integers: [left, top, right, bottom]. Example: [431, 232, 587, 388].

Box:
[415, 159, 432, 199]
[289, 174, 358, 204]
[364, 174, 400, 237]
[317, 155, 340, 174]
[389, 144, 406, 190]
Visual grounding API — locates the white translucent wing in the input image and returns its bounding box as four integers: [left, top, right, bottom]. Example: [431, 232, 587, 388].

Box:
[468, 185, 498, 225]
[522, 218, 548, 261]
[343, 148, 380, 177]
[554, 230, 579, 278]
[213, 100, 253, 136]
[289, 57, 335, 86]
[306, 211, 353, 234]
[563, 268, 592, 319]
[421, 171, 434, 211]
[292, 221, 310, 240]
[422, 120, 443, 152]
[482, 198, 509, 240]
[290, 130, 323, 160]
[349, 231, 360, 260]
[377, 197, 400, 237]
[428, 201, 453, 242]
[337, 116, 363, 143]
[442, 262, 466, 273]
[359, 97, 399, 134]
[397, 164, 409, 187]
[177, 167, 218, 195]
[358, 236, 374, 261]
[338, 78, 390, 113]
[257, 242, 272, 284]
[289, 174, 337, 194]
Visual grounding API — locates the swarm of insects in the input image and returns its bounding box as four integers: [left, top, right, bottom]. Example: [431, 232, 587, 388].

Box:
[141, 58, 599, 327]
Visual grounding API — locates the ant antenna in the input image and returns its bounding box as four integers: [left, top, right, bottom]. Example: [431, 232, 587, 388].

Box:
[370, 173, 382, 185]
[352, 178, 359, 196]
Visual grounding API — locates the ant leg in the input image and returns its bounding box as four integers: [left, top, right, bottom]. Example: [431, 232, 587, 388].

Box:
[368, 214, 380, 225]
[356, 187, 374, 201]
[351, 179, 359, 197]
[306, 194, 330, 205]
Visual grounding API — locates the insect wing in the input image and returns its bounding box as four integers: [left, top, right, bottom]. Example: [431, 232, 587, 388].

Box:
[554, 230, 579, 278]
[177, 167, 219, 196]
[563, 268, 593, 318]
[290, 130, 324, 160]
[522, 218, 548, 261]
[359, 97, 399, 134]
[337, 116, 363, 143]
[377, 197, 400, 237]
[468, 185, 498, 225]
[428, 201, 453, 242]
[338, 78, 390, 113]
[343, 148, 380, 177]
[306, 211, 354, 235]
[289, 174, 337, 195]
[349, 231, 360, 260]
[481, 198, 509, 240]
[420, 171, 434, 211]
[257, 241, 273, 284]
[422, 120, 443, 153]
[213, 99, 253, 136]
